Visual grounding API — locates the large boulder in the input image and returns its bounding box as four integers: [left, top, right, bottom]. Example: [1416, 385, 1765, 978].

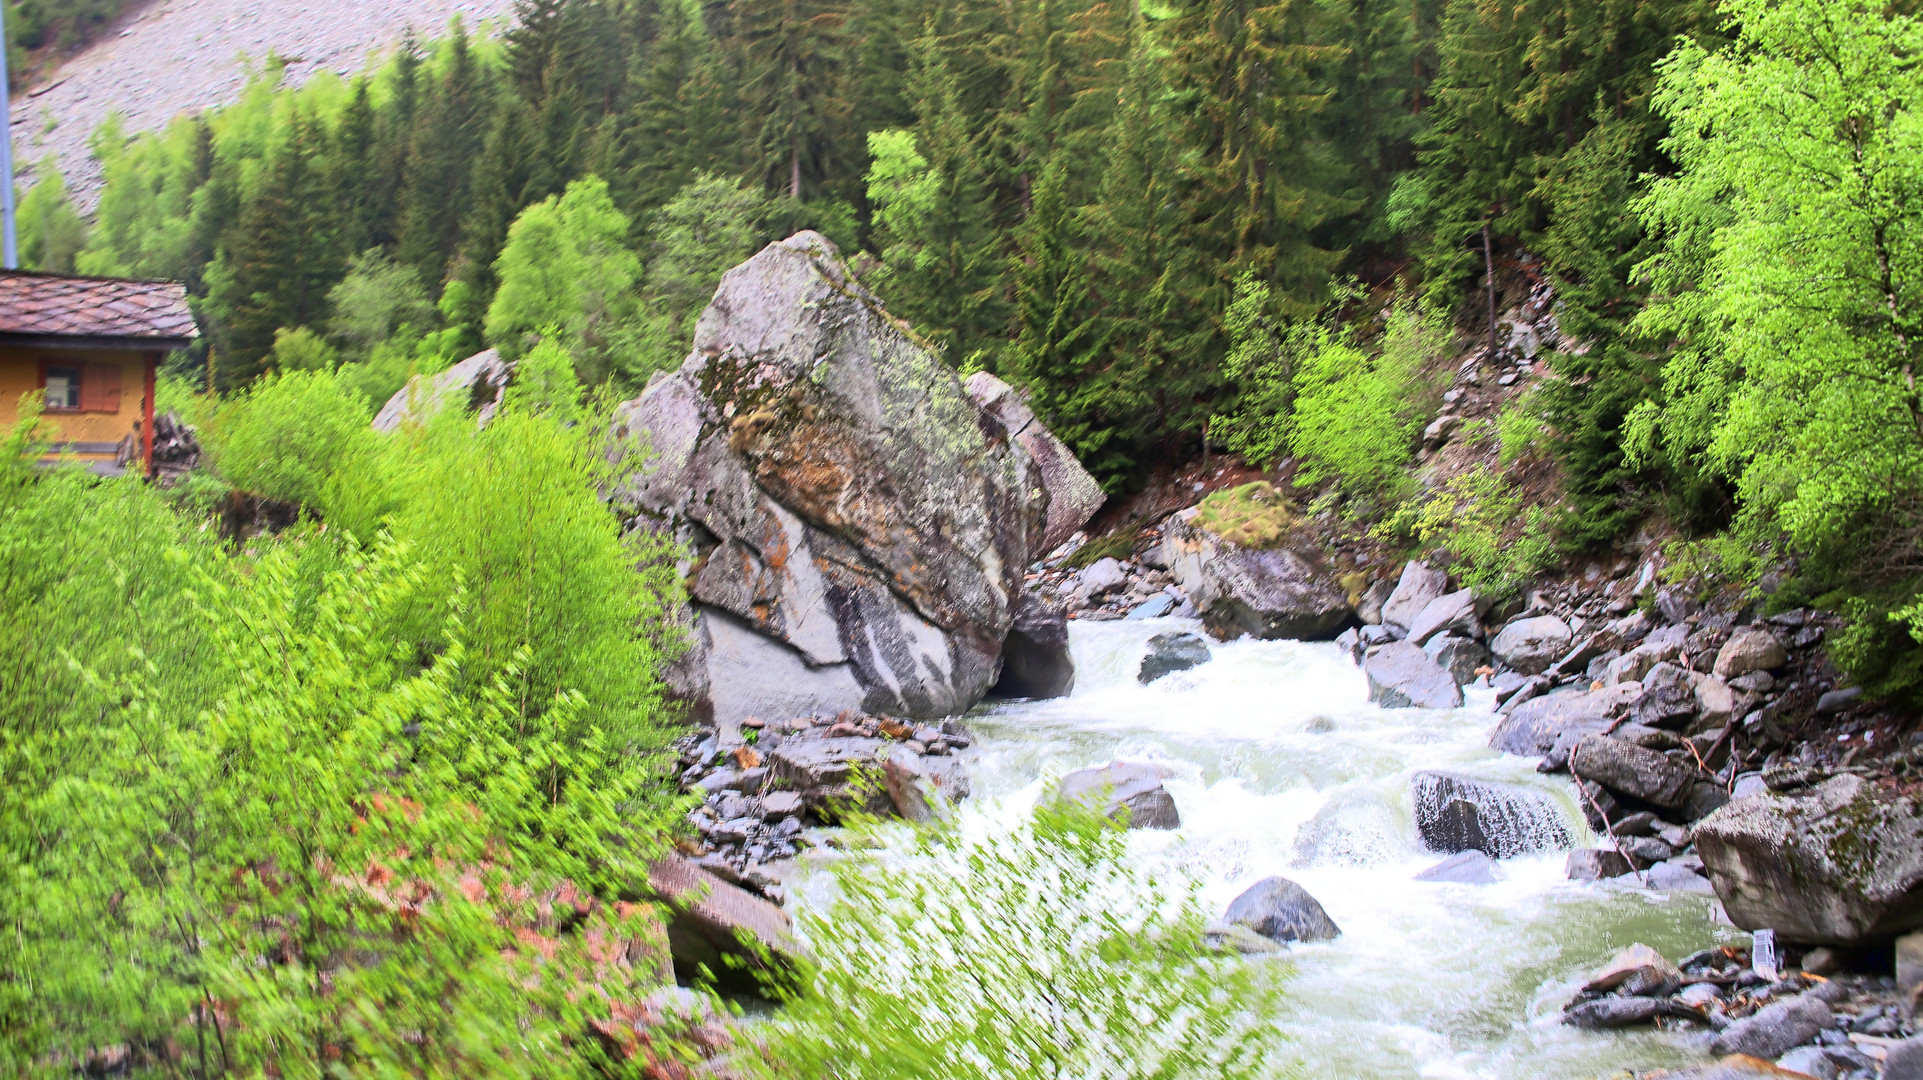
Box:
[1489, 683, 1641, 764]
[1567, 735, 1701, 811]
[1161, 509, 1351, 642]
[993, 591, 1075, 699]
[1411, 772, 1573, 858]
[1365, 641, 1465, 709]
[1222, 877, 1342, 943]
[608, 233, 1097, 723]
[1490, 615, 1574, 675]
[1407, 590, 1479, 646]
[963, 372, 1105, 552]
[1694, 774, 1923, 945]
[645, 855, 802, 992]
[1057, 762, 1181, 829]
[1424, 634, 1491, 685]
[1380, 561, 1449, 636]
[1715, 627, 1789, 679]
[1709, 994, 1833, 1060]
[373, 348, 510, 432]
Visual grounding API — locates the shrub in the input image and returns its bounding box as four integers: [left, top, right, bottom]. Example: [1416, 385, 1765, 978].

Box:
[200, 368, 378, 511]
[749, 801, 1292, 1080]
[1386, 468, 1557, 598]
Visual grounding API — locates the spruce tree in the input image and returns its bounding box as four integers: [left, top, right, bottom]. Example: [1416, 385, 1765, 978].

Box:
[396, 27, 497, 289]
[729, 0, 853, 203]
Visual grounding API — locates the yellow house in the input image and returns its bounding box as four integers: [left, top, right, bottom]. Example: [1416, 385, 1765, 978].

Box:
[0, 271, 197, 476]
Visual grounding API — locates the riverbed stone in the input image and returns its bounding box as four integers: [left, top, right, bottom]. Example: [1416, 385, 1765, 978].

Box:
[1584, 943, 1682, 995]
[1057, 762, 1182, 829]
[1222, 876, 1342, 943]
[1424, 634, 1491, 685]
[1710, 994, 1833, 1059]
[1568, 735, 1701, 810]
[1490, 615, 1574, 675]
[1489, 683, 1641, 763]
[1381, 561, 1449, 637]
[1567, 848, 1635, 881]
[1161, 511, 1353, 641]
[1365, 641, 1464, 709]
[1716, 627, 1790, 679]
[646, 855, 802, 992]
[1407, 589, 1479, 646]
[1412, 771, 1572, 858]
[994, 591, 1075, 699]
[1138, 631, 1211, 685]
[1694, 774, 1923, 945]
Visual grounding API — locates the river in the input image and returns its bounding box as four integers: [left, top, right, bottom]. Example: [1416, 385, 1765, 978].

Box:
[796, 615, 1739, 1078]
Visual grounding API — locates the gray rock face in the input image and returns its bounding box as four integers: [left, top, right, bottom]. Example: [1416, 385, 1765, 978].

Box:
[994, 591, 1075, 699]
[767, 736, 892, 819]
[963, 372, 1105, 552]
[1882, 1036, 1923, 1080]
[1161, 512, 1352, 641]
[1490, 615, 1574, 675]
[1057, 762, 1181, 829]
[1412, 772, 1573, 858]
[1408, 589, 1479, 646]
[1695, 774, 1923, 945]
[1365, 641, 1465, 709]
[1708, 993, 1832, 1059]
[1489, 683, 1641, 762]
[1223, 876, 1342, 943]
[647, 855, 801, 992]
[1381, 562, 1449, 636]
[1137, 631, 1211, 684]
[1424, 634, 1491, 684]
[609, 233, 1096, 723]
[372, 348, 510, 432]
[1567, 847, 1634, 881]
[1714, 627, 1789, 679]
[1568, 735, 1701, 810]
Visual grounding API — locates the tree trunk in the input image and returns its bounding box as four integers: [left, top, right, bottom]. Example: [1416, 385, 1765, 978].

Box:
[1483, 223, 1498, 361]
[790, 147, 802, 202]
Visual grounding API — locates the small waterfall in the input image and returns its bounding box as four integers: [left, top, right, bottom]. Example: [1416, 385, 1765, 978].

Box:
[801, 617, 1733, 1078]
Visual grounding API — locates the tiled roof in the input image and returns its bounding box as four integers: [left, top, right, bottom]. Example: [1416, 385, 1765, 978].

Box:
[0, 271, 196, 344]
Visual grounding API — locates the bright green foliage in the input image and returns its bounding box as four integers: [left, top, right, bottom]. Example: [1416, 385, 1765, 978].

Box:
[1387, 467, 1555, 598]
[328, 247, 437, 357]
[201, 368, 379, 511]
[749, 801, 1292, 1080]
[1212, 271, 1308, 468]
[631, 172, 770, 377]
[485, 175, 642, 379]
[16, 161, 88, 273]
[1289, 335, 1418, 500]
[1006, 160, 1103, 419]
[269, 326, 339, 372]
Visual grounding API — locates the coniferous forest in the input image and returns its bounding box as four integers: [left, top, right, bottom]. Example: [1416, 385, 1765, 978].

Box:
[12, 0, 1923, 1073]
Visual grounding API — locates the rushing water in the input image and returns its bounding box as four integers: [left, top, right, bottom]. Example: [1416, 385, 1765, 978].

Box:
[801, 616, 1741, 1079]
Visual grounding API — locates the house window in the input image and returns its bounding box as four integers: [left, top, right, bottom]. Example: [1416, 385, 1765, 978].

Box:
[44, 366, 80, 411]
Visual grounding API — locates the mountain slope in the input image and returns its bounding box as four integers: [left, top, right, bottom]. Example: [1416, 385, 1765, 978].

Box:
[9, 0, 517, 212]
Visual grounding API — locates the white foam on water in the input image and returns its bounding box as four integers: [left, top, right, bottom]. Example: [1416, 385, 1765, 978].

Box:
[800, 617, 1738, 1078]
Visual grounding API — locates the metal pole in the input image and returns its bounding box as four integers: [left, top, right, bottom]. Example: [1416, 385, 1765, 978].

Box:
[0, 4, 18, 270]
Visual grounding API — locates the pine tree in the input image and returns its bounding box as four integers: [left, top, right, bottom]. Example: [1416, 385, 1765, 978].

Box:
[1006, 160, 1107, 451]
[729, 0, 853, 203]
[603, 0, 741, 216]
[396, 27, 497, 289]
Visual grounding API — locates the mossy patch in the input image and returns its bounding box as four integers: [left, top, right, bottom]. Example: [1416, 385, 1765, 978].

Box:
[1065, 531, 1135, 568]
[1194, 482, 1296, 548]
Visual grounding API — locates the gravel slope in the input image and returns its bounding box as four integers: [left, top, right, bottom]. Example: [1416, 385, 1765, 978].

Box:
[12, 0, 519, 213]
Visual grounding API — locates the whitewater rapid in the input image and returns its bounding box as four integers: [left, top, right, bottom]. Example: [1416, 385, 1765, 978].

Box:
[812, 617, 1738, 1078]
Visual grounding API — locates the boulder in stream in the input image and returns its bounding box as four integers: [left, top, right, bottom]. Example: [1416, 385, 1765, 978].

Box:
[608, 232, 1099, 725]
[1365, 641, 1464, 709]
[994, 591, 1075, 698]
[1380, 561, 1448, 637]
[1057, 761, 1181, 829]
[1222, 876, 1342, 944]
[1411, 771, 1572, 859]
[1138, 631, 1211, 684]
[1160, 510, 1352, 642]
[1415, 849, 1500, 884]
[1694, 773, 1923, 945]
[1489, 615, 1574, 675]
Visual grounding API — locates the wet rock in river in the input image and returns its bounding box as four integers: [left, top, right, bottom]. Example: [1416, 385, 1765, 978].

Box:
[1222, 876, 1342, 943]
[1407, 589, 1479, 646]
[1365, 641, 1464, 709]
[1057, 761, 1182, 829]
[1568, 734, 1702, 811]
[1710, 993, 1833, 1060]
[1411, 771, 1572, 859]
[994, 591, 1076, 699]
[1489, 684, 1640, 764]
[1489, 615, 1574, 675]
[1380, 561, 1449, 637]
[1584, 943, 1682, 996]
[1567, 847, 1635, 881]
[1415, 849, 1500, 884]
[1137, 631, 1211, 685]
[1424, 633, 1491, 685]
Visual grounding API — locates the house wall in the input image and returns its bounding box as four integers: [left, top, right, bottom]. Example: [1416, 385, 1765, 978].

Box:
[0, 347, 156, 467]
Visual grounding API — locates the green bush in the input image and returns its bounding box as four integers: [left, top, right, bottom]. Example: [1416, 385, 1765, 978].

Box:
[200, 368, 379, 511]
[749, 800, 1292, 1080]
[1386, 467, 1557, 598]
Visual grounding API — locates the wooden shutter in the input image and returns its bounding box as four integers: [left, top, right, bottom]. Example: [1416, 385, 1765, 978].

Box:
[81, 364, 123, 413]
